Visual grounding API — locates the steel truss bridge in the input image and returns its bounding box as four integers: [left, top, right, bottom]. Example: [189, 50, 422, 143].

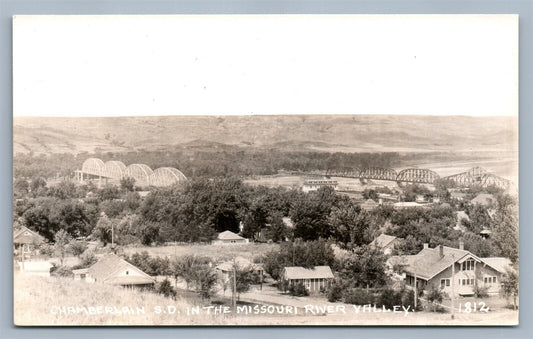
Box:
[324, 166, 509, 188]
[74, 158, 188, 187]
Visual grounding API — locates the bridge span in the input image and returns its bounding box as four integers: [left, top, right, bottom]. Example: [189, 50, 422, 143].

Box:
[323, 166, 509, 188]
[75, 158, 187, 188]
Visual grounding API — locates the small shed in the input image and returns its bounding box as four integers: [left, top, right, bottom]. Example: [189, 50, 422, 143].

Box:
[281, 266, 334, 293]
[212, 230, 249, 245]
[216, 257, 264, 285]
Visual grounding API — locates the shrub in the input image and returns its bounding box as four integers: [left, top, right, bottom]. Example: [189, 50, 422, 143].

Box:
[51, 265, 73, 277]
[426, 284, 444, 312]
[376, 288, 403, 309]
[288, 282, 309, 296]
[327, 280, 345, 302]
[157, 278, 177, 299]
[69, 241, 88, 257]
[474, 284, 489, 298]
[343, 288, 374, 305]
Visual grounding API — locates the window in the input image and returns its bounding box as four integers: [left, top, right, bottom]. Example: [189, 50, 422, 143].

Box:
[305, 280, 311, 289]
[484, 276, 497, 284]
[461, 259, 475, 271]
[126, 270, 129, 275]
[470, 279, 474, 285]
[440, 279, 450, 288]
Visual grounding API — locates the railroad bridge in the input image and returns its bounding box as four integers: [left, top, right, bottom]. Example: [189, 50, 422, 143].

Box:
[324, 166, 508, 188]
[75, 158, 187, 187]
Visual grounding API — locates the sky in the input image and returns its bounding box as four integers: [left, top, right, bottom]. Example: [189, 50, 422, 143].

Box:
[13, 15, 518, 117]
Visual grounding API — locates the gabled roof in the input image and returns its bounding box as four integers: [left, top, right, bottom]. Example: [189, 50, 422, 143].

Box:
[389, 245, 508, 281]
[482, 257, 512, 274]
[389, 246, 478, 280]
[283, 266, 334, 280]
[88, 253, 154, 285]
[361, 199, 379, 209]
[370, 234, 398, 249]
[471, 193, 495, 206]
[13, 226, 45, 244]
[216, 256, 262, 272]
[217, 230, 245, 241]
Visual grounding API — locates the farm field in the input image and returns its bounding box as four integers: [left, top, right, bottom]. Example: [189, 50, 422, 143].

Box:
[123, 242, 280, 262]
[14, 273, 518, 326]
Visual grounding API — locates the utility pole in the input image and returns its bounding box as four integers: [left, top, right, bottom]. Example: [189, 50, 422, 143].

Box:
[451, 255, 455, 320]
[232, 257, 237, 310]
[414, 260, 417, 310]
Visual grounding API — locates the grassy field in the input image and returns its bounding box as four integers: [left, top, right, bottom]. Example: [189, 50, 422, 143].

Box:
[14, 273, 518, 326]
[123, 242, 280, 262]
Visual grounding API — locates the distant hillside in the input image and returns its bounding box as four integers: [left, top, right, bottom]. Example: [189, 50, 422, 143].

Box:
[13, 115, 517, 155]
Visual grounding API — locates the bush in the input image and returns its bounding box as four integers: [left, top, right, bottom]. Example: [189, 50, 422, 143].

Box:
[343, 288, 374, 305]
[51, 265, 73, 277]
[157, 278, 177, 299]
[288, 282, 309, 296]
[69, 241, 88, 257]
[327, 280, 345, 302]
[474, 284, 489, 298]
[376, 288, 403, 309]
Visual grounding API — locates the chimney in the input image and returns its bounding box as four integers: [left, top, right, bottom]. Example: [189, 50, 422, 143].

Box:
[439, 245, 444, 258]
[423, 243, 429, 249]
[459, 241, 464, 250]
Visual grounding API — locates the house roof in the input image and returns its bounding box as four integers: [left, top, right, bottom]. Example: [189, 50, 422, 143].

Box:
[471, 193, 495, 206]
[370, 234, 398, 249]
[216, 256, 262, 272]
[217, 230, 245, 241]
[88, 253, 154, 284]
[393, 202, 427, 208]
[361, 199, 379, 209]
[283, 266, 334, 280]
[388, 246, 477, 280]
[389, 245, 507, 281]
[482, 257, 512, 274]
[13, 226, 45, 244]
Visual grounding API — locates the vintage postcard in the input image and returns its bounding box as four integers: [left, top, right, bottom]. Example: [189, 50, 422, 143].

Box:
[12, 15, 518, 326]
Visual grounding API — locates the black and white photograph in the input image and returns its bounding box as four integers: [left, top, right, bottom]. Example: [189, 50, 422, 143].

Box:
[12, 14, 519, 326]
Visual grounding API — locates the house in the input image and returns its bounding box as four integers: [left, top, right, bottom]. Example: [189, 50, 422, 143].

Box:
[212, 230, 249, 245]
[471, 193, 495, 207]
[450, 191, 467, 201]
[480, 229, 492, 239]
[388, 242, 511, 297]
[281, 266, 334, 293]
[17, 260, 53, 277]
[72, 253, 155, 288]
[302, 179, 338, 193]
[370, 234, 399, 255]
[13, 226, 45, 258]
[393, 201, 428, 208]
[360, 199, 379, 211]
[216, 257, 264, 286]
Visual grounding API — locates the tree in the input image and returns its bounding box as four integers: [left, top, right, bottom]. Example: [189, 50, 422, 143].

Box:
[69, 240, 88, 257]
[337, 245, 388, 288]
[426, 284, 444, 312]
[92, 213, 113, 245]
[291, 187, 338, 241]
[328, 199, 370, 246]
[54, 229, 71, 266]
[14, 178, 29, 197]
[501, 267, 518, 310]
[120, 177, 136, 192]
[230, 263, 256, 300]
